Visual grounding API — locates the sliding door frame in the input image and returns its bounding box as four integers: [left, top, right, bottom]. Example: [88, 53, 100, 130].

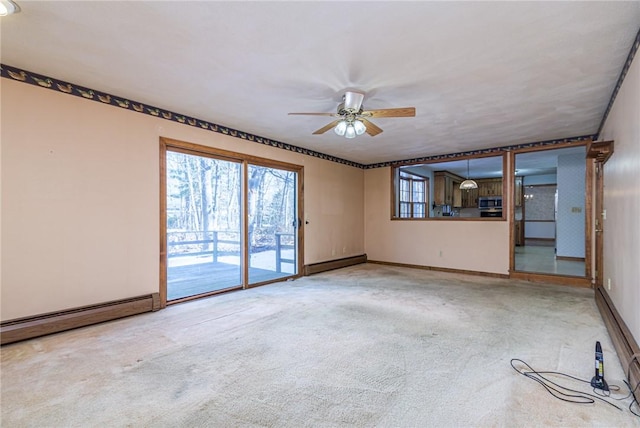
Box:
[159, 137, 304, 307]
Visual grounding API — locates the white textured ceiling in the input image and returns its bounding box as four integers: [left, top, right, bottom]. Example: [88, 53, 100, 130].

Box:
[2, 1, 639, 165]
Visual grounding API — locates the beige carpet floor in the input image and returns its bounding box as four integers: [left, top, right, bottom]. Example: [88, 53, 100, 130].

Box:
[2, 264, 639, 427]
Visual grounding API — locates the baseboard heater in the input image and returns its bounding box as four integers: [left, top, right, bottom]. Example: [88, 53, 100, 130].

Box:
[304, 254, 367, 276]
[1, 293, 161, 345]
[595, 286, 640, 400]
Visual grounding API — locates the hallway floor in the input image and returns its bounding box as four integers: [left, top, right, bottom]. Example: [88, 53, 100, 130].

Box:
[515, 244, 585, 276]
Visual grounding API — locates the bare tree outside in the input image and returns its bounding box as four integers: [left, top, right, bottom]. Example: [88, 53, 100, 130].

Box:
[166, 151, 297, 300]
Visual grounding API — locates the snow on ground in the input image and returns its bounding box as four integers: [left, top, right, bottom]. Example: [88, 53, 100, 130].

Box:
[168, 249, 295, 274]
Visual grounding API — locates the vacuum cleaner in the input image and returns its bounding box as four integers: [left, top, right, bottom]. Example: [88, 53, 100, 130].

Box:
[590, 341, 609, 391]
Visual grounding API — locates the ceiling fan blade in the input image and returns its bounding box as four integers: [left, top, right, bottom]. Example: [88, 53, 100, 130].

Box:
[361, 107, 416, 118]
[344, 91, 364, 111]
[288, 112, 337, 116]
[361, 118, 383, 136]
[312, 120, 341, 135]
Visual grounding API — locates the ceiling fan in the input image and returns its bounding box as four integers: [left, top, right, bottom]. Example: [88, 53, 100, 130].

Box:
[288, 91, 416, 138]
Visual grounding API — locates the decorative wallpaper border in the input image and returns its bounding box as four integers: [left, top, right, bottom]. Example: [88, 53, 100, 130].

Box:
[362, 135, 595, 169]
[0, 64, 364, 169]
[597, 25, 640, 136]
[0, 62, 622, 170]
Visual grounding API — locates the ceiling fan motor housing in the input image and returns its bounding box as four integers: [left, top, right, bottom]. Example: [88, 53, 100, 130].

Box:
[337, 102, 363, 117]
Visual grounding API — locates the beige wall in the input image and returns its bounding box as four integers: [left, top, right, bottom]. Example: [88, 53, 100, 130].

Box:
[364, 167, 510, 274]
[0, 80, 364, 321]
[599, 51, 640, 343]
[3, 54, 636, 330]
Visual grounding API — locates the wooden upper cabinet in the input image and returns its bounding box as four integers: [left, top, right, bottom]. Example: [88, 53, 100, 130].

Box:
[477, 178, 502, 197]
[434, 171, 464, 206]
[434, 174, 446, 205]
[434, 171, 503, 208]
[445, 176, 453, 205]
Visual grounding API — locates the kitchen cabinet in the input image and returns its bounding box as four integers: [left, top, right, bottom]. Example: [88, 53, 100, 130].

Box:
[434, 171, 502, 208]
[434, 174, 446, 205]
[434, 171, 463, 206]
[461, 187, 478, 208]
[459, 178, 501, 208]
[477, 178, 502, 197]
[453, 186, 462, 208]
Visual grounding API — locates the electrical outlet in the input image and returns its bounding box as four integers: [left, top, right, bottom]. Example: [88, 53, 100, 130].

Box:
[607, 278, 611, 291]
[439, 250, 443, 257]
[602, 209, 607, 220]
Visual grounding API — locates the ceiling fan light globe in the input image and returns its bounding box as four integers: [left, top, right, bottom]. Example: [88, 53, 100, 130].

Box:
[353, 120, 366, 135]
[334, 120, 347, 136]
[345, 124, 356, 139]
[0, 0, 20, 15]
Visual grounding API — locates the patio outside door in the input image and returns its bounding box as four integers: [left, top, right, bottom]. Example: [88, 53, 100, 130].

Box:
[161, 139, 302, 303]
[165, 150, 243, 300]
[247, 164, 298, 285]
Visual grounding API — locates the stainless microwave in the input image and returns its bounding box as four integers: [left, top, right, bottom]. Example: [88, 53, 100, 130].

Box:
[478, 196, 502, 210]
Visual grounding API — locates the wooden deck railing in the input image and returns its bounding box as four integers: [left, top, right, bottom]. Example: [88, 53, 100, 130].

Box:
[168, 231, 295, 272]
[168, 231, 239, 263]
[275, 232, 295, 273]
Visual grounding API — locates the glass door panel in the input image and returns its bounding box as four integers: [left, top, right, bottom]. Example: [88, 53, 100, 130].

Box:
[166, 151, 242, 300]
[247, 164, 298, 284]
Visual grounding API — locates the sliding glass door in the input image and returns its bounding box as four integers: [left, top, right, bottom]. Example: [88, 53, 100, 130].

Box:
[165, 151, 243, 300]
[161, 139, 302, 303]
[247, 164, 298, 285]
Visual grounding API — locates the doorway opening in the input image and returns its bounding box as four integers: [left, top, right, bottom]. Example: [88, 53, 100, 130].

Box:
[511, 144, 591, 284]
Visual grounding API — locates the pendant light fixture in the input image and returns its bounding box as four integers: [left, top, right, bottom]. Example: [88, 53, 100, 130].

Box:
[459, 159, 478, 190]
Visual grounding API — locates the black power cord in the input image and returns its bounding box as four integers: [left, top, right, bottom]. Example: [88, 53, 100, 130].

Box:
[624, 379, 640, 417]
[510, 359, 626, 411]
[625, 352, 640, 417]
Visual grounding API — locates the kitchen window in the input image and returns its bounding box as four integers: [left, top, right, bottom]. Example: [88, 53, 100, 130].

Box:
[397, 171, 428, 219]
[391, 154, 506, 220]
